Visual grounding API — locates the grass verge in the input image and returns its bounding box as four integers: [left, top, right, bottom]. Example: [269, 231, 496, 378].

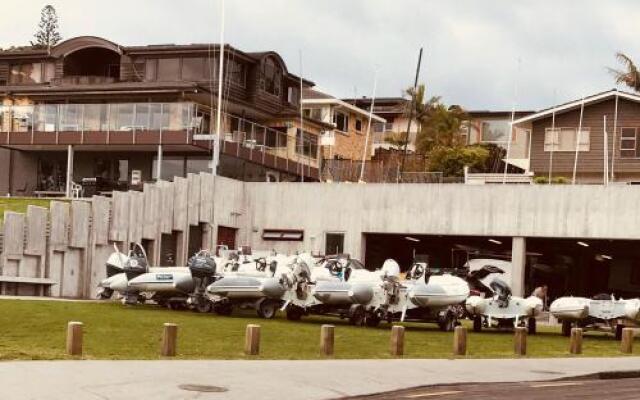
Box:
[0, 299, 633, 360]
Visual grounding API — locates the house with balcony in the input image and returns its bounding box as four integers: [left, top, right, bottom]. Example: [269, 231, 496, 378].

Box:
[301, 88, 385, 161]
[0, 36, 330, 196]
[343, 97, 418, 153]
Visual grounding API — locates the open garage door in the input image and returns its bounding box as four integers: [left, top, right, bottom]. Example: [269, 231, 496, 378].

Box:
[363, 233, 512, 272]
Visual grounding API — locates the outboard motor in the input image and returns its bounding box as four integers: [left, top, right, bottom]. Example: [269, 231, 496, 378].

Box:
[381, 259, 401, 305]
[188, 250, 217, 312]
[123, 245, 148, 281]
[490, 278, 511, 308]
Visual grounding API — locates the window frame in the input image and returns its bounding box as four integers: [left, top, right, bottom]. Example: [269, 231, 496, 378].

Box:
[620, 127, 639, 158]
[333, 111, 349, 134]
[544, 127, 590, 152]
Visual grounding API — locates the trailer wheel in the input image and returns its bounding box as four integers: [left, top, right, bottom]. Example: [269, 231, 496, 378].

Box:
[348, 304, 365, 326]
[213, 301, 233, 316]
[96, 288, 114, 300]
[527, 317, 537, 335]
[615, 324, 626, 340]
[257, 299, 278, 319]
[195, 300, 212, 314]
[473, 316, 482, 332]
[286, 305, 304, 321]
[365, 312, 381, 328]
[438, 311, 456, 332]
[561, 320, 572, 337]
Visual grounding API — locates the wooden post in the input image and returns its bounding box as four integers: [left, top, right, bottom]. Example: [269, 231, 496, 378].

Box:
[245, 324, 261, 356]
[569, 328, 583, 355]
[621, 327, 634, 354]
[514, 327, 527, 356]
[453, 326, 467, 356]
[66, 321, 83, 356]
[390, 325, 405, 357]
[320, 325, 335, 357]
[161, 323, 178, 357]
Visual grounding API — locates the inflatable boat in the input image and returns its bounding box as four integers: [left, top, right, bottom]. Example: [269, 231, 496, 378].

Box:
[550, 295, 640, 338]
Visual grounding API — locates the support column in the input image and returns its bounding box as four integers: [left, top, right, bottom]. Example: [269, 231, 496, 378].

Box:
[65, 145, 74, 198]
[511, 236, 526, 297]
[156, 144, 163, 180]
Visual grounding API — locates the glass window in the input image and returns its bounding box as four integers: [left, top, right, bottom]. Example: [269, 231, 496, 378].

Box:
[334, 111, 349, 132]
[227, 59, 245, 86]
[295, 129, 318, 159]
[355, 118, 363, 132]
[481, 120, 511, 143]
[117, 160, 129, 182]
[149, 103, 166, 130]
[59, 104, 81, 131]
[157, 58, 180, 81]
[544, 128, 590, 152]
[620, 128, 638, 158]
[9, 63, 43, 84]
[134, 104, 150, 130]
[262, 58, 281, 96]
[287, 86, 299, 105]
[152, 156, 185, 181]
[182, 57, 204, 80]
[186, 157, 210, 174]
[325, 232, 345, 255]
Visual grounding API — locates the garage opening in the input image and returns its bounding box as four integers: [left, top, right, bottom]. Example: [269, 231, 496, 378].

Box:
[363, 233, 512, 272]
[160, 233, 177, 266]
[526, 238, 640, 300]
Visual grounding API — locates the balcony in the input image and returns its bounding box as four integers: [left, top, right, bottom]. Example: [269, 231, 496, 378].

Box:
[0, 102, 319, 180]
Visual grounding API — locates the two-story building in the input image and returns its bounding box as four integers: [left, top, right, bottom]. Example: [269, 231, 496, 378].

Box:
[0, 36, 331, 196]
[513, 89, 640, 183]
[302, 88, 385, 161]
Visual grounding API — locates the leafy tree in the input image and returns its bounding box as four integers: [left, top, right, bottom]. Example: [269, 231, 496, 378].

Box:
[427, 145, 490, 177]
[32, 5, 62, 49]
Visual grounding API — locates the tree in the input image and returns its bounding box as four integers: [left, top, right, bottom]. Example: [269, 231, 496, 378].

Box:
[400, 84, 468, 154]
[32, 5, 62, 49]
[608, 52, 640, 92]
[427, 145, 490, 177]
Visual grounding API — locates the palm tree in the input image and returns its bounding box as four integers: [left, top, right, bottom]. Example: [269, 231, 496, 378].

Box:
[609, 52, 640, 92]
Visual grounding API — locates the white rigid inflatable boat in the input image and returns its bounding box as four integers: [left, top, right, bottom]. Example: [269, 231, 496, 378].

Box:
[550, 295, 640, 338]
[206, 249, 295, 318]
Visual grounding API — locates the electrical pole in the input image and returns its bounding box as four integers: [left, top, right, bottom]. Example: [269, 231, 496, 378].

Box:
[399, 48, 423, 182]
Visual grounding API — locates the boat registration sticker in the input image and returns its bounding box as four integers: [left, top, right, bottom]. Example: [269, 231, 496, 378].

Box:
[155, 274, 173, 281]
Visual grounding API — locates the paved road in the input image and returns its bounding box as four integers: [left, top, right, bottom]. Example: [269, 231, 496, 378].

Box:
[341, 377, 640, 399]
[1, 358, 640, 400]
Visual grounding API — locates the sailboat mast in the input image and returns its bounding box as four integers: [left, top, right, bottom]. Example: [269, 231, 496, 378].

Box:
[571, 96, 585, 185]
[212, 0, 225, 175]
[359, 70, 378, 182]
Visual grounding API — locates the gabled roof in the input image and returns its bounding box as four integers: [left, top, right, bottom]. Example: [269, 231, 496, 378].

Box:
[513, 89, 640, 124]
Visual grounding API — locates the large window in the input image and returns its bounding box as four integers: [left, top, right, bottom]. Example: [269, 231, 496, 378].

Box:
[355, 118, 363, 133]
[334, 111, 349, 133]
[227, 59, 246, 87]
[544, 128, 590, 152]
[295, 129, 319, 159]
[9, 62, 54, 84]
[620, 127, 639, 158]
[325, 232, 345, 255]
[262, 58, 282, 96]
[481, 120, 511, 143]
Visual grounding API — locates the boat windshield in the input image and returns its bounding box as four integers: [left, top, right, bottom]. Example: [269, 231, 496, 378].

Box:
[347, 259, 365, 270]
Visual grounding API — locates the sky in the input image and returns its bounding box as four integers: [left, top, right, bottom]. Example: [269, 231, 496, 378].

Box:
[1, 0, 639, 110]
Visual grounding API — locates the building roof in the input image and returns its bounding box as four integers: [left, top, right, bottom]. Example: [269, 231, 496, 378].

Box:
[302, 89, 386, 123]
[512, 89, 640, 124]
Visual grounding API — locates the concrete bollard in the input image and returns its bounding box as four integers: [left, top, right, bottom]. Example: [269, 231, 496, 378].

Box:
[621, 328, 635, 354]
[245, 324, 261, 356]
[514, 327, 527, 356]
[453, 326, 467, 356]
[320, 325, 335, 357]
[161, 323, 178, 357]
[569, 328, 583, 355]
[66, 321, 83, 356]
[390, 325, 405, 357]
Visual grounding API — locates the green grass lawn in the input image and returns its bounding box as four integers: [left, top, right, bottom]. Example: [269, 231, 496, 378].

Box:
[0, 299, 634, 360]
[0, 198, 54, 222]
